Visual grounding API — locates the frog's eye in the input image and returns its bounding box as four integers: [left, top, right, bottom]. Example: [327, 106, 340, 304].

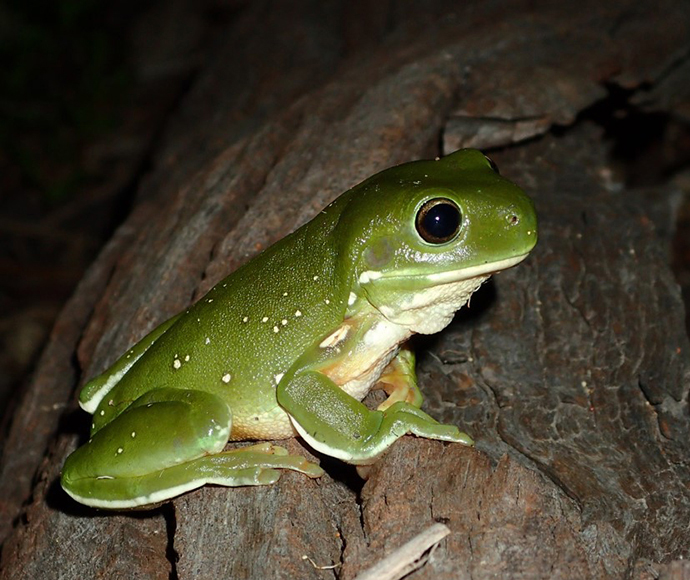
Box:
[484, 155, 500, 174]
[415, 198, 462, 244]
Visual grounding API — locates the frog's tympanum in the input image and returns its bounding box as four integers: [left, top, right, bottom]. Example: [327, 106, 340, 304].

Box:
[62, 149, 537, 509]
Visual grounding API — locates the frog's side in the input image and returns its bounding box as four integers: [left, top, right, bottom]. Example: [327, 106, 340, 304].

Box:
[61, 149, 537, 509]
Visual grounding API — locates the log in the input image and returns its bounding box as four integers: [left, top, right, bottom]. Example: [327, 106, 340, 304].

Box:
[1, 1, 689, 578]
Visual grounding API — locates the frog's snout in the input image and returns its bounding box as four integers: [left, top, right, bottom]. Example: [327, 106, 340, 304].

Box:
[496, 198, 538, 257]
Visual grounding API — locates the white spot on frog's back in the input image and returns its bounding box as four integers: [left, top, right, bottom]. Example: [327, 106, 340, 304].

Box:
[348, 292, 357, 306]
[172, 354, 186, 370]
[221, 373, 232, 383]
[274, 372, 284, 385]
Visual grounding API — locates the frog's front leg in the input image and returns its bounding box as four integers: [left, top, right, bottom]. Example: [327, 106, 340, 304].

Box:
[374, 345, 423, 411]
[61, 388, 323, 509]
[277, 369, 473, 465]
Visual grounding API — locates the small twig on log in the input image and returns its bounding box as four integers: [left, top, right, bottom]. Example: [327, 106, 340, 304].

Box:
[301, 554, 340, 570]
[353, 523, 451, 580]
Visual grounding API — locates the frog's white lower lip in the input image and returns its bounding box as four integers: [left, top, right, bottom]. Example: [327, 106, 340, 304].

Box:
[422, 252, 531, 284]
[363, 252, 531, 286]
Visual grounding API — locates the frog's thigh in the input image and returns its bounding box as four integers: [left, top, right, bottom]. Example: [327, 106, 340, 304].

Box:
[375, 345, 423, 411]
[62, 388, 322, 509]
[277, 370, 472, 464]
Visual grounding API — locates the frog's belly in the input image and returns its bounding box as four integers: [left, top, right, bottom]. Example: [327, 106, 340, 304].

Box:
[229, 404, 295, 441]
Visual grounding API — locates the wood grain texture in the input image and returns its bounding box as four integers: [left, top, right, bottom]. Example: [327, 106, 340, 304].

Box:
[1, 1, 689, 578]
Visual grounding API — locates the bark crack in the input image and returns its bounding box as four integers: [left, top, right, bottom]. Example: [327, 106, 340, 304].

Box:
[163, 503, 179, 580]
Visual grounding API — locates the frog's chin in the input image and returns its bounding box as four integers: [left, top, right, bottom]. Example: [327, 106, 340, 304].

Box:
[366, 252, 530, 335]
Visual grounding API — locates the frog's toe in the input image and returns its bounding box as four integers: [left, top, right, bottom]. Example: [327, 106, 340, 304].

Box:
[432, 425, 474, 446]
[301, 461, 325, 478]
[455, 431, 474, 446]
[255, 468, 282, 485]
[235, 442, 289, 456]
[270, 454, 324, 478]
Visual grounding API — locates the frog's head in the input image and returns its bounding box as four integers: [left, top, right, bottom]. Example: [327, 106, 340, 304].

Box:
[334, 149, 537, 334]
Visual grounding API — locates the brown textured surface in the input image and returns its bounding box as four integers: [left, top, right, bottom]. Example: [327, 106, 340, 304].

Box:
[1, 1, 690, 578]
[342, 439, 591, 579]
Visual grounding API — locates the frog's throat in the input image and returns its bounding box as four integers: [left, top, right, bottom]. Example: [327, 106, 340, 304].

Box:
[363, 252, 530, 335]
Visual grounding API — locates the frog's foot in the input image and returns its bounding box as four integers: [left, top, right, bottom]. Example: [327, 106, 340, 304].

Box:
[61, 388, 322, 510]
[218, 442, 324, 479]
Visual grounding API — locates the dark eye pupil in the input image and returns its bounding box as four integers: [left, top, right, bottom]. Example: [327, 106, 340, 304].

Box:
[416, 198, 461, 244]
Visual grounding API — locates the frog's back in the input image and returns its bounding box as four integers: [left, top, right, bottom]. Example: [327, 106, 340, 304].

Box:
[96, 211, 349, 439]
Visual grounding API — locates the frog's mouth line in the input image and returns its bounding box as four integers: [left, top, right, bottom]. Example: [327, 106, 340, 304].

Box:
[421, 252, 531, 284]
[362, 252, 531, 286]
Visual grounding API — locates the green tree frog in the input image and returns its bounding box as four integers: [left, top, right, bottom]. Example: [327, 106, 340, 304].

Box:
[61, 149, 537, 509]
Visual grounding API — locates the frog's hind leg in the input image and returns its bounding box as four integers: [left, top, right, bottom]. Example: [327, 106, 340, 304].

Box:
[61, 388, 323, 510]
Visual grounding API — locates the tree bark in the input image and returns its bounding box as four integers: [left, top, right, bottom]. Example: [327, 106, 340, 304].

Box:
[1, 1, 689, 578]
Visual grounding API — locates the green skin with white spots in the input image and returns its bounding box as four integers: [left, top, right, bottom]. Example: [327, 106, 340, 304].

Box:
[61, 149, 537, 509]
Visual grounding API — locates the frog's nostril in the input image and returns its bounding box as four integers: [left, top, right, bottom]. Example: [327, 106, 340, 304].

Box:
[507, 214, 520, 226]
